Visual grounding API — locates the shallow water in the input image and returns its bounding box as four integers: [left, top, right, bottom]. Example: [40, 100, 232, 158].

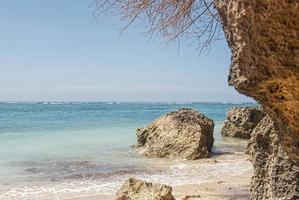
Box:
[0, 102, 255, 199]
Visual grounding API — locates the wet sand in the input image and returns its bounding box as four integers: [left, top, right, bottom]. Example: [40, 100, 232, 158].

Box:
[64, 153, 253, 200]
[173, 170, 252, 200]
[65, 171, 252, 200]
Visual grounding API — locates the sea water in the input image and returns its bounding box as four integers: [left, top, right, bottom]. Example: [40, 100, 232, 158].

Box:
[0, 102, 255, 199]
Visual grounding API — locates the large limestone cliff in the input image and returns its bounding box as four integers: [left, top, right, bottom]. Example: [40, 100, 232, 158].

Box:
[215, 0, 299, 161]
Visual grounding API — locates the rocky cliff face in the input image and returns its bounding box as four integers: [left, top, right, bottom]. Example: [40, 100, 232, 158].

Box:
[221, 107, 265, 139]
[245, 115, 299, 200]
[135, 108, 214, 160]
[215, 0, 299, 161]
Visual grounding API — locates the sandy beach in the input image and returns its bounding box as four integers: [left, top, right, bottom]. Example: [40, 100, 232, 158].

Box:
[66, 173, 252, 200]
[63, 152, 253, 200]
[0, 151, 252, 200]
[173, 170, 252, 200]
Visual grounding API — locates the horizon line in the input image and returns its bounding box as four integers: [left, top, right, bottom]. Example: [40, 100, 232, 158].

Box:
[0, 100, 256, 104]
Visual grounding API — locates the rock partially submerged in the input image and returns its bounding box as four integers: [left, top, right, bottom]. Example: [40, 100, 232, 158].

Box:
[115, 178, 175, 200]
[134, 108, 214, 160]
[221, 107, 265, 139]
[245, 115, 299, 199]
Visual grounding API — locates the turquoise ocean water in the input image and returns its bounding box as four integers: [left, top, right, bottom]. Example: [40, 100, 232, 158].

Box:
[0, 102, 255, 199]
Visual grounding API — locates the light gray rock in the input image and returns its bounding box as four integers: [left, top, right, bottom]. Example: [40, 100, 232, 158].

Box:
[135, 108, 214, 160]
[245, 115, 299, 200]
[115, 178, 175, 200]
[221, 107, 265, 139]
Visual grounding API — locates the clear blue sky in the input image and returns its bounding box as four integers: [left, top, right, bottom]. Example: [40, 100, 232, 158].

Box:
[0, 0, 252, 102]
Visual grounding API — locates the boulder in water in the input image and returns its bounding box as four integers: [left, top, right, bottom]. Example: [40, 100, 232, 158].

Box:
[135, 108, 214, 160]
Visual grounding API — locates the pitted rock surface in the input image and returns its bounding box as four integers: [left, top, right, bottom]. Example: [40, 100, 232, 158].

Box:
[221, 107, 265, 139]
[215, 0, 299, 161]
[115, 178, 175, 200]
[245, 115, 299, 200]
[135, 108, 214, 160]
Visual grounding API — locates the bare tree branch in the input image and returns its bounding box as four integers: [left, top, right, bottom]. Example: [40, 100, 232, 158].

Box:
[92, 0, 222, 53]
